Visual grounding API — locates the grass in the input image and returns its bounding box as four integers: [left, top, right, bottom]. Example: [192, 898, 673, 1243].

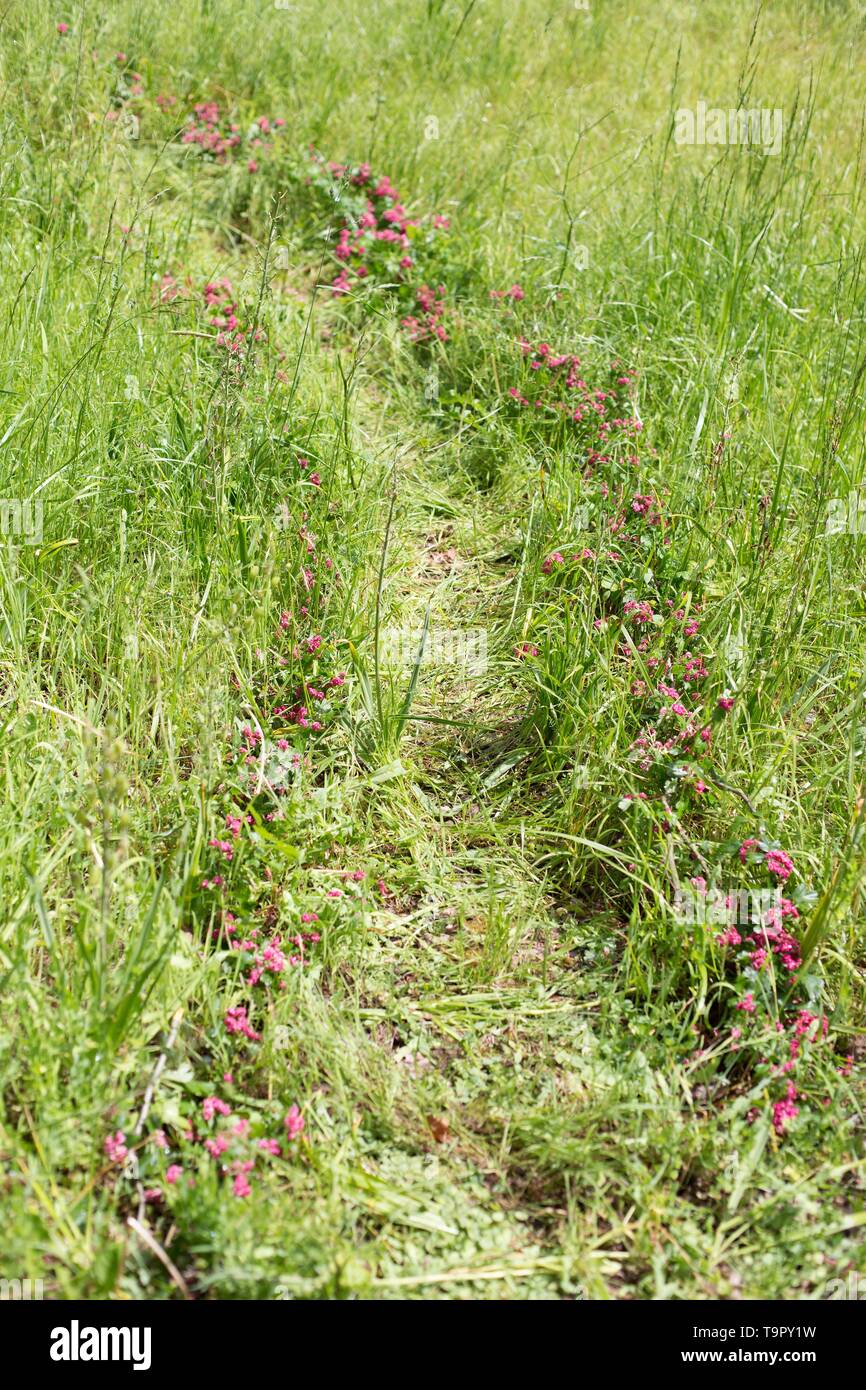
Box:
[0, 0, 865, 1300]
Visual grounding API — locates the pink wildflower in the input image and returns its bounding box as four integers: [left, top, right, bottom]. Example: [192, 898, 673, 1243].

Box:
[772, 1083, 799, 1135]
[765, 849, 794, 882]
[284, 1105, 304, 1141]
[224, 1006, 261, 1042]
[104, 1131, 128, 1164]
[202, 1096, 232, 1122]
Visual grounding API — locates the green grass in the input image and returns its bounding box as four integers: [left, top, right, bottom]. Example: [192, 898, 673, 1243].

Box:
[0, 0, 865, 1300]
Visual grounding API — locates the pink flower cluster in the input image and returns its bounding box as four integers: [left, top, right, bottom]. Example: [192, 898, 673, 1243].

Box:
[181, 104, 285, 169]
[202, 277, 265, 354]
[104, 1131, 128, 1164]
[739, 839, 795, 883]
[401, 284, 448, 344]
[772, 1083, 799, 1134]
[508, 342, 641, 460]
[224, 1006, 261, 1041]
[310, 155, 450, 341]
[102, 1086, 307, 1204]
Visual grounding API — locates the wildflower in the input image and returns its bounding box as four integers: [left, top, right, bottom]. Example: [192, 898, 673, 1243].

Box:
[56, 21, 69, 34]
[772, 1083, 799, 1135]
[165, 1165, 183, 1185]
[202, 1096, 232, 1122]
[716, 925, 742, 947]
[623, 600, 655, 625]
[765, 849, 794, 882]
[284, 1105, 304, 1141]
[104, 1131, 128, 1164]
[224, 1006, 261, 1041]
[541, 552, 564, 575]
[717, 695, 735, 712]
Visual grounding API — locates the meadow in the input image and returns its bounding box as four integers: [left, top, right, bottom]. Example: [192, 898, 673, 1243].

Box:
[0, 0, 865, 1300]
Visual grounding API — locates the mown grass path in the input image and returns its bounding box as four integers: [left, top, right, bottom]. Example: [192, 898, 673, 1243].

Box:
[1, 0, 865, 1301]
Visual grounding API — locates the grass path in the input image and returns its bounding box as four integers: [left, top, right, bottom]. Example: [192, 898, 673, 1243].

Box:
[2, 0, 866, 1301]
